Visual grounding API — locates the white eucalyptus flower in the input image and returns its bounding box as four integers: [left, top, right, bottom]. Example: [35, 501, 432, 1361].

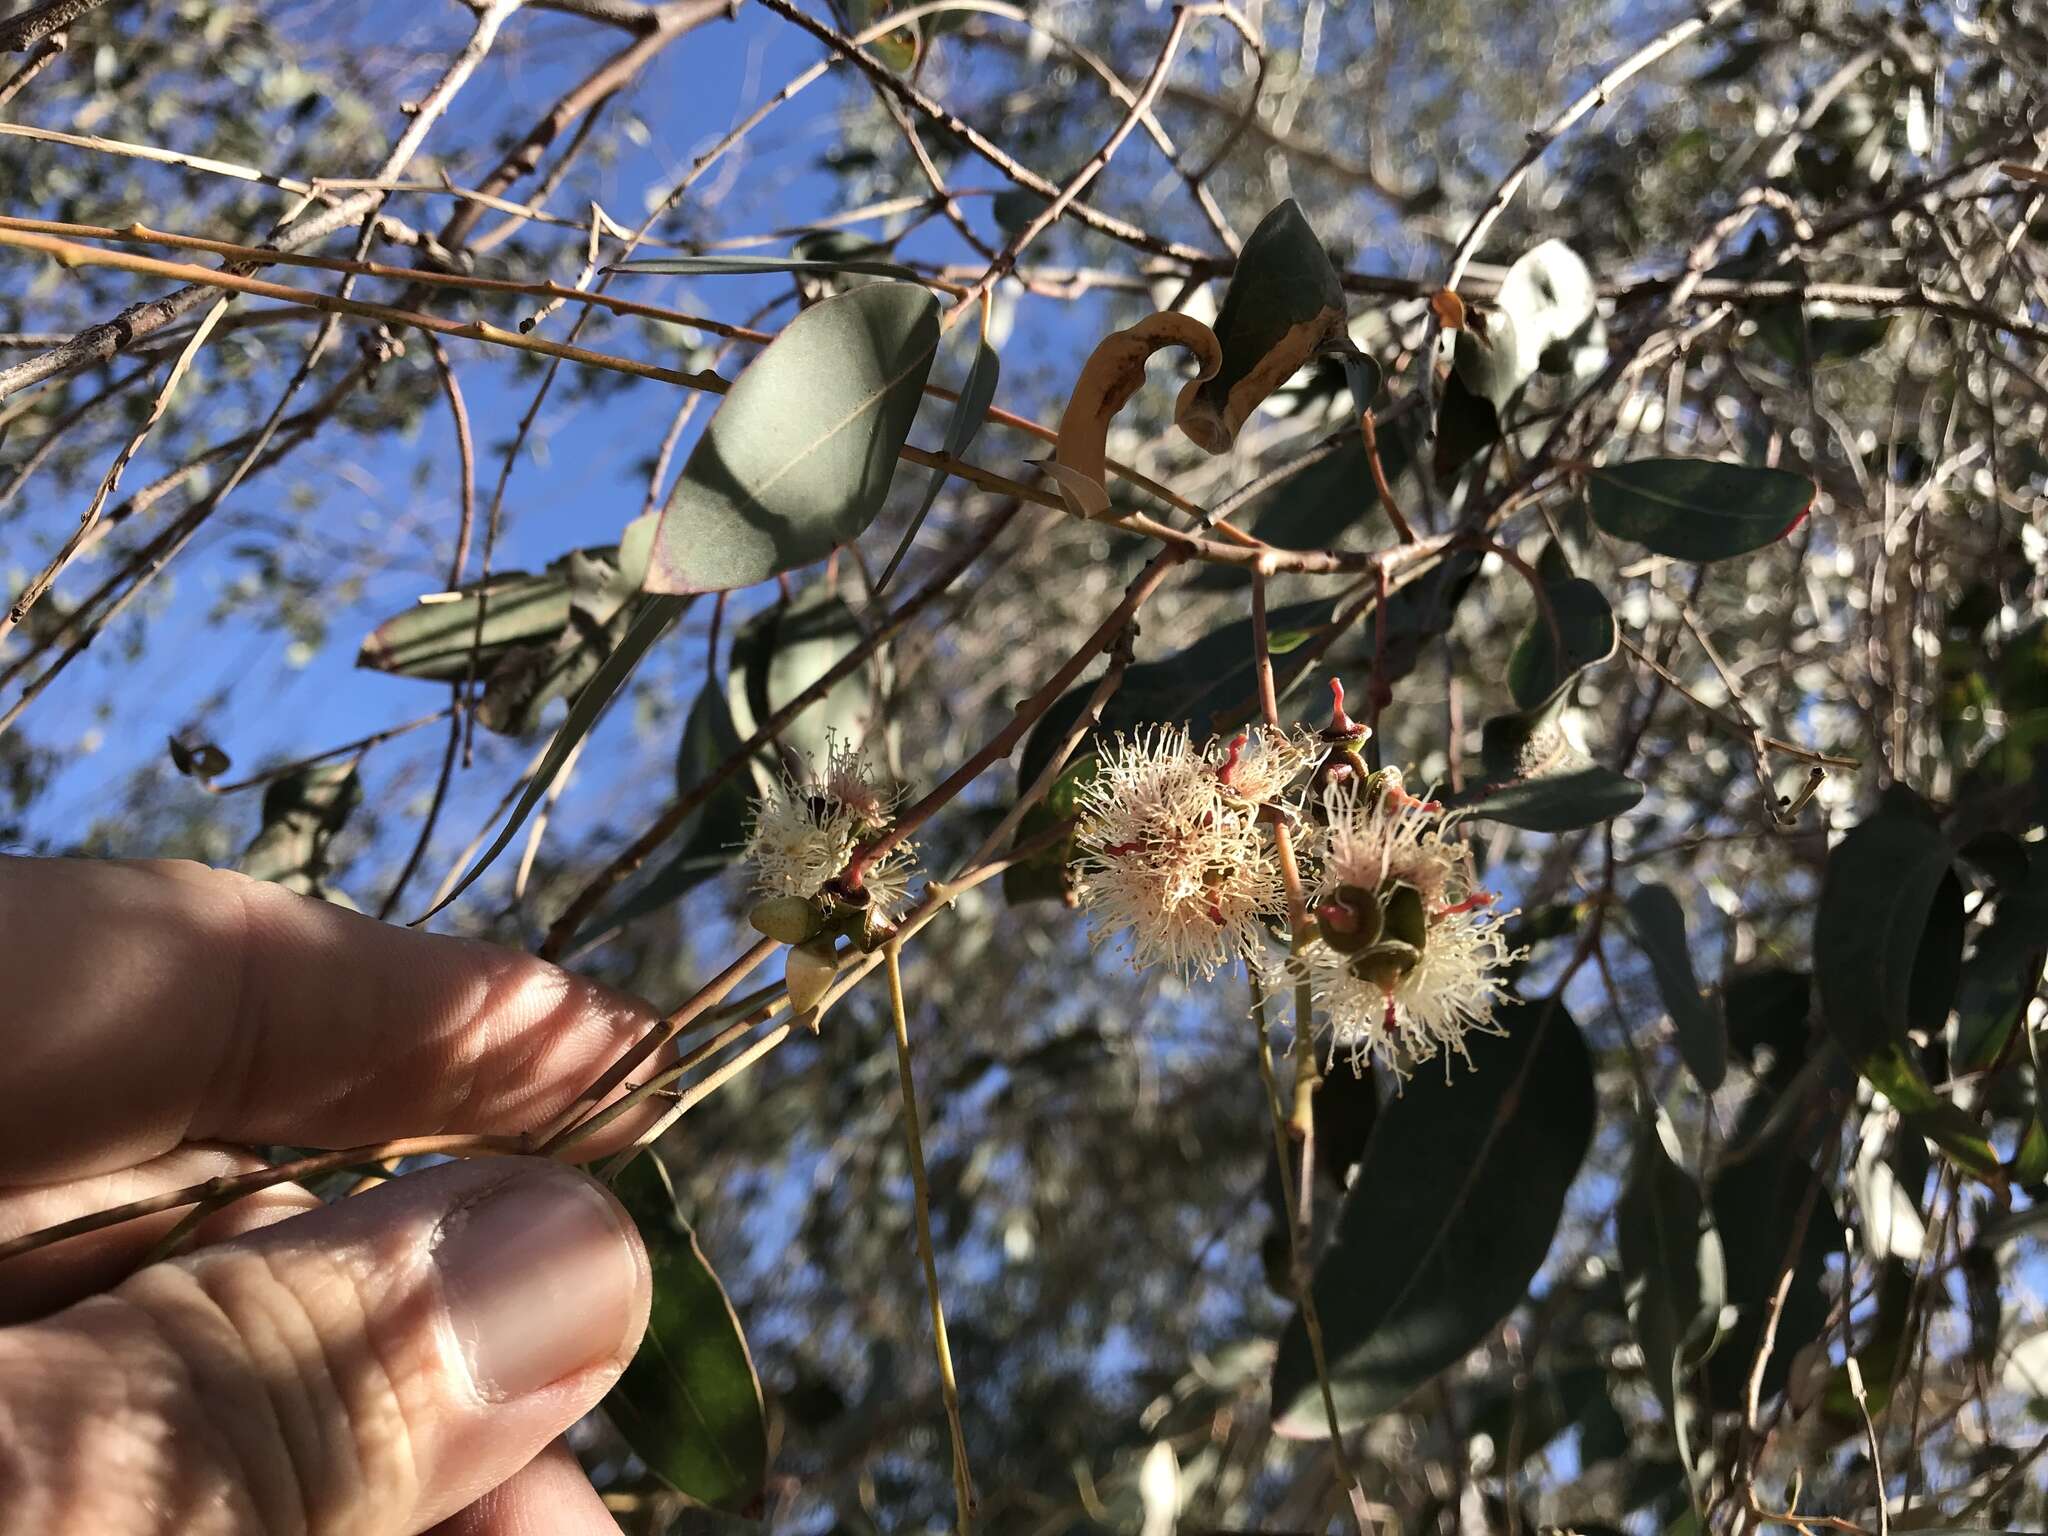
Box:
[742, 739, 916, 929]
[1073, 726, 1288, 979]
[1298, 777, 1522, 1076]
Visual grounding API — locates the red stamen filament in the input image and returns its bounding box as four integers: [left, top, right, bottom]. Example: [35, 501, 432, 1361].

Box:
[1435, 891, 1495, 918]
[1327, 678, 1364, 738]
[1213, 732, 1247, 786]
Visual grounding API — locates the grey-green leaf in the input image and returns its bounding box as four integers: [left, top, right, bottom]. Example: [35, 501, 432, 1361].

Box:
[604, 1156, 768, 1515]
[238, 760, 362, 905]
[647, 283, 940, 594]
[727, 586, 878, 771]
[1588, 458, 1814, 563]
[356, 569, 575, 681]
[1624, 884, 1727, 1092]
[1270, 997, 1595, 1434]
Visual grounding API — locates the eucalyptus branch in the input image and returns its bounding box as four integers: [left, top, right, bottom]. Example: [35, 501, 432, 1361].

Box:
[886, 942, 978, 1532]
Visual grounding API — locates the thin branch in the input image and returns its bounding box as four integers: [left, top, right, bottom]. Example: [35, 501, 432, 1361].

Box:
[886, 942, 978, 1532]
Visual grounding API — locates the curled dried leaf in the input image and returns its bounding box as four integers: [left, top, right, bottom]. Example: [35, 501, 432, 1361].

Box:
[1051, 312, 1221, 519]
[1431, 289, 1467, 331]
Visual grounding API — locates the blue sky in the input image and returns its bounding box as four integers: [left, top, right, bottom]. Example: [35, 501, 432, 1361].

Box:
[4, 1, 1144, 896]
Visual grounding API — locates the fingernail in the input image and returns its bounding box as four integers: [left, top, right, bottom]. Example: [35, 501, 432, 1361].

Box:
[433, 1163, 642, 1400]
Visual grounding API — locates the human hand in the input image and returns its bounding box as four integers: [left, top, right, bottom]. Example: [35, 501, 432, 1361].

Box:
[0, 856, 665, 1535]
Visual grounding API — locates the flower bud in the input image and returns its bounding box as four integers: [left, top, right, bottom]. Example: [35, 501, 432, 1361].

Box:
[750, 894, 825, 944]
[1347, 938, 1422, 990]
[785, 938, 842, 1016]
[1379, 883, 1429, 951]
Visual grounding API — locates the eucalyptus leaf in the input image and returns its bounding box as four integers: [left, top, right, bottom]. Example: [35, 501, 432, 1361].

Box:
[1588, 458, 1815, 563]
[1176, 200, 1347, 454]
[1445, 758, 1644, 832]
[1271, 996, 1595, 1434]
[237, 760, 361, 906]
[1617, 1115, 1725, 1470]
[877, 334, 1000, 591]
[1507, 575, 1617, 711]
[647, 283, 940, 594]
[356, 568, 575, 681]
[570, 685, 753, 945]
[1815, 798, 1960, 1064]
[604, 1156, 769, 1515]
[1623, 883, 1727, 1092]
[1454, 239, 1599, 410]
[1016, 597, 1340, 791]
[727, 586, 878, 772]
[1703, 1105, 1845, 1413]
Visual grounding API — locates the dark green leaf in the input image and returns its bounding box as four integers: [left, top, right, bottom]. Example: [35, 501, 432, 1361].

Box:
[1507, 576, 1617, 711]
[1617, 1115, 1725, 1471]
[1816, 804, 1960, 1063]
[1271, 997, 1596, 1434]
[1861, 1042, 2002, 1182]
[1624, 883, 1727, 1092]
[1703, 1108, 1844, 1413]
[877, 335, 1000, 591]
[1754, 306, 1891, 366]
[1176, 200, 1347, 454]
[1444, 763, 1645, 832]
[1003, 757, 1091, 906]
[1955, 844, 2048, 1068]
[604, 1156, 768, 1515]
[1588, 459, 1815, 563]
[1017, 597, 1340, 790]
[419, 595, 686, 920]
[648, 283, 940, 594]
[991, 188, 1049, 237]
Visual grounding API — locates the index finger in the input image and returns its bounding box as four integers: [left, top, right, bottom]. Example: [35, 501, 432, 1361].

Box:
[0, 857, 662, 1184]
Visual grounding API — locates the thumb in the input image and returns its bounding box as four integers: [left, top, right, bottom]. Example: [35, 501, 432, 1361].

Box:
[0, 1157, 649, 1536]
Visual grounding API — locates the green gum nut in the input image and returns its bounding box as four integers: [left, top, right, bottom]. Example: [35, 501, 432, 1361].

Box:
[750, 894, 825, 944]
[1348, 939, 1421, 991]
[1315, 884, 1383, 953]
[1379, 882, 1429, 951]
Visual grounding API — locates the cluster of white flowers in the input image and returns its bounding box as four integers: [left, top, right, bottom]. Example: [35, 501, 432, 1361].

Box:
[735, 701, 1520, 1076]
[1068, 714, 1521, 1077]
[741, 738, 917, 937]
[1071, 725, 1301, 979]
